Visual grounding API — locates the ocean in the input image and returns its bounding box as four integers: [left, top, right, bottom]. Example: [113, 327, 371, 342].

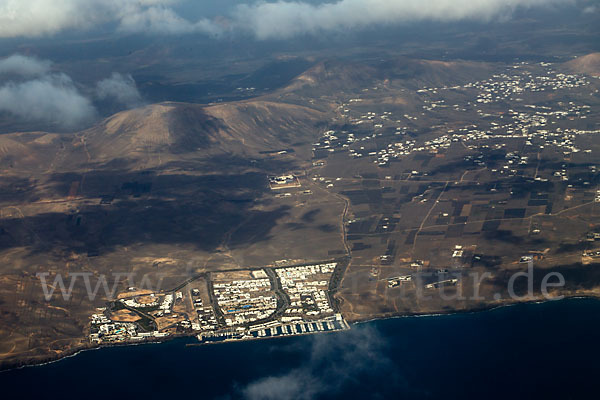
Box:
[1, 298, 598, 399]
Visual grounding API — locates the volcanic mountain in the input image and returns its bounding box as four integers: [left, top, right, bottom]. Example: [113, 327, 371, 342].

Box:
[80, 100, 326, 165]
[282, 57, 495, 94]
[564, 53, 600, 77]
[0, 98, 327, 173]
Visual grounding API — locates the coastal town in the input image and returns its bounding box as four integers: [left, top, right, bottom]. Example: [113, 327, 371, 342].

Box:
[88, 262, 349, 345]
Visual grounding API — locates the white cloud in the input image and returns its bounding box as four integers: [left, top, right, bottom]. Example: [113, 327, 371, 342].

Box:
[0, 0, 579, 39]
[234, 0, 574, 40]
[240, 325, 392, 400]
[583, 5, 597, 13]
[243, 372, 318, 400]
[96, 73, 143, 108]
[117, 5, 221, 35]
[0, 0, 221, 38]
[0, 0, 89, 38]
[0, 55, 147, 130]
[0, 54, 52, 77]
[0, 73, 96, 129]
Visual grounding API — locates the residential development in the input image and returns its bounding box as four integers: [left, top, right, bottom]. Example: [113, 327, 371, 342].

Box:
[88, 262, 349, 346]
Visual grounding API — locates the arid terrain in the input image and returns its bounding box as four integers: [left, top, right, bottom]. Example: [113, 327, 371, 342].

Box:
[1, 53, 600, 369]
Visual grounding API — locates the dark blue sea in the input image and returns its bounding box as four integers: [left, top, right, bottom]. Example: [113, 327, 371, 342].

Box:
[2, 298, 599, 399]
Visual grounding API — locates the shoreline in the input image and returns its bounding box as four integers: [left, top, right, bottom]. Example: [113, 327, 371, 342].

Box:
[2, 293, 599, 373]
[350, 295, 596, 327]
[0, 334, 188, 374]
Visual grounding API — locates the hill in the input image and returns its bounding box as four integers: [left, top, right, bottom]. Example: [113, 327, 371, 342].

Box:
[283, 57, 494, 94]
[0, 99, 327, 173]
[79, 100, 325, 167]
[564, 53, 600, 77]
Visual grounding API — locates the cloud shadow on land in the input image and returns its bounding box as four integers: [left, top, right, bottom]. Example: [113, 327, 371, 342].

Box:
[0, 170, 290, 255]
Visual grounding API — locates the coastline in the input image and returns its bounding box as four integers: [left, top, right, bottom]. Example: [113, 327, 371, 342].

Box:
[350, 294, 599, 326]
[3, 293, 599, 373]
[0, 334, 189, 373]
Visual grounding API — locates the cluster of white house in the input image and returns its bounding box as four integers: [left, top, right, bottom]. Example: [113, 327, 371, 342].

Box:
[213, 277, 277, 327]
[417, 63, 590, 104]
[313, 62, 597, 170]
[269, 175, 300, 189]
[89, 311, 168, 343]
[190, 290, 218, 332]
[118, 292, 177, 315]
[276, 263, 336, 320]
[120, 294, 158, 309]
[471, 67, 589, 104]
[159, 294, 174, 315]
